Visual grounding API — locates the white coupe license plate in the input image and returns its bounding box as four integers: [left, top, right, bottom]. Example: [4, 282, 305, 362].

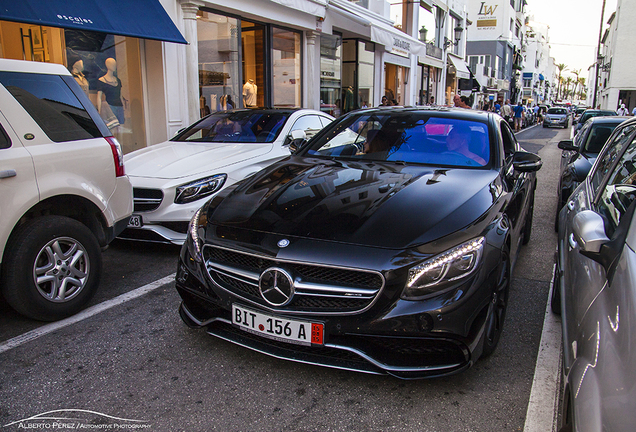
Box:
[128, 215, 142, 228]
[232, 304, 324, 346]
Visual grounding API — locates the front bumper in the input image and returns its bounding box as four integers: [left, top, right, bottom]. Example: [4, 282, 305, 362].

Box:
[174, 234, 502, 379]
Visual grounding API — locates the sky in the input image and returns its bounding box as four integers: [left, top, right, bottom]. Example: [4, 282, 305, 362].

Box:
[526, 0, 618, 79]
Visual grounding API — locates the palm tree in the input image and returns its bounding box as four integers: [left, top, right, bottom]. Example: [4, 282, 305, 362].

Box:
[578, 77, 586, 101]
[564, 77, 574, 101]
[556, 63, 568, 100]
[571, 69, 581, 101]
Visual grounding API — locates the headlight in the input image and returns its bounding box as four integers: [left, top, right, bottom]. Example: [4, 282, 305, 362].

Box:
[402, 237, 485, 300]
[186, 207, 207, 263]
[175, 174, 227, 204]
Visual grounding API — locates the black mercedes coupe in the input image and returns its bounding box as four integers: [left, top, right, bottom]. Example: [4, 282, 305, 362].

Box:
[175, 107, 542, 379]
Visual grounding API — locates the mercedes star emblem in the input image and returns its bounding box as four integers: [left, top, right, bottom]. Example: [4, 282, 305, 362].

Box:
[259, 267, 294, 306]
[277, 239, 290, 248]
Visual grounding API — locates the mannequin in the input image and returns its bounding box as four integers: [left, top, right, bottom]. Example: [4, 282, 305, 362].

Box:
[96, 58, 126, 126]
[242, 79, 257, 107]
[70, 59, 89, 96]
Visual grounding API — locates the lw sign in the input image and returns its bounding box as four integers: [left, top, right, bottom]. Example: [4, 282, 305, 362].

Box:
[476, 2, 498, 29]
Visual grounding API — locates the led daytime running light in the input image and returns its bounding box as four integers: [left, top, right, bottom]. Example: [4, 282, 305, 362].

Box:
[407, 237, 485, 288]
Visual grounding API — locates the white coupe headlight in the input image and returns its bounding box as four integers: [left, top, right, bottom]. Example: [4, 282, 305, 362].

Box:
[402, 237, 485, 300]
[175, 174, 227, 204]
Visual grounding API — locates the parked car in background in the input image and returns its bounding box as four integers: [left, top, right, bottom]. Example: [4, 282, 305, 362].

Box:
[176, 107, 541, 378]
[0, 59, 132, 321]
[120, 109, 334, 245]
[572, 106, 587, 125]
[555, 116, 629, 229]
[553, 116, 636, 431]
[574, 109, 617, 135]
[543, 107, 569, 129]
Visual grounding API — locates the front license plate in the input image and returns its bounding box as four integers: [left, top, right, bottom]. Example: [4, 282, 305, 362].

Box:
[232, 304, 324, 346]
[128, 215, 142, 228]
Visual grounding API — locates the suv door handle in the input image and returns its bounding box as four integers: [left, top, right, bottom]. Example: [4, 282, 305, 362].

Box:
[0, 169, 17, 179]
[567, 201, 575, 211]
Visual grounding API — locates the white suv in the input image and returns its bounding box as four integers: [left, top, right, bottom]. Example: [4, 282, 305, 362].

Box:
[0, 59, 132, 321]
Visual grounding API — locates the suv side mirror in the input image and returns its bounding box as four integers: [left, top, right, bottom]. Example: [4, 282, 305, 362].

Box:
[558, 140, 578, 151]
[288, 129, 307, 153]
[512, 151, 542, 172]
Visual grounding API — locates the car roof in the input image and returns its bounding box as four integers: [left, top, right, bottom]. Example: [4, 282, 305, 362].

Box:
[588, 116, 630, 125]
[0, 58, 71, 76]
[348, 106, 493, 121]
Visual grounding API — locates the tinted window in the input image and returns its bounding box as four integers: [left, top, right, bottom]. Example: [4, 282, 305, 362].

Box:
[0, 123, 10, 149]
[547, 108, 567, 115]
[305, 113, 491, 168]
[500, 121, 517, 158]
[590, 124, 636, 194]
[291, 115, 324, 140]
[174, 111, 289, 143]
[583, 125, 618, 154]
[0, 71, 100, 142]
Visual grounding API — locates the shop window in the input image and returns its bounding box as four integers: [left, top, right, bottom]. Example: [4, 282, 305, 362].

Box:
[241, 20, 265, 108]
[64, 31, 146, 155]
[197, 11, 240, 115]
[320, 34, 342, 117]
[342, 39, 374, 113]
[272, 27, 301, 108]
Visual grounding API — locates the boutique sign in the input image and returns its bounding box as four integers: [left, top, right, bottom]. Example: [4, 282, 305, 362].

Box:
[476, 2, 498, 29]
[392, 36, 411, 57]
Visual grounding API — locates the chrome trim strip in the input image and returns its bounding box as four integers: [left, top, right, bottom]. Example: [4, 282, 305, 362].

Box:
[294, 280, 378, 297]
[207, 262, 260, 283]
[201, 244, 386, 316]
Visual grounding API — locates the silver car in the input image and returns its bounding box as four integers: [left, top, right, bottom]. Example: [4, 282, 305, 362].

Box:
[553, 116, 636, 431]
[543, 107, 569, 129]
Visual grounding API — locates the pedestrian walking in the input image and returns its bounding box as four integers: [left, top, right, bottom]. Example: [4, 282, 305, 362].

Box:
[513, 101, 524, 132]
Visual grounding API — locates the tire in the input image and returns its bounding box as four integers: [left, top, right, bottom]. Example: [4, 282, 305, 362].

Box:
[522, 190, 535, 245]
[481, 245, 511, 357]
[1, 216, 102, 321]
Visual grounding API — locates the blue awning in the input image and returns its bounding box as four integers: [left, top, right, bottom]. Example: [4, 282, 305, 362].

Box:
[0, 0, 187, 44]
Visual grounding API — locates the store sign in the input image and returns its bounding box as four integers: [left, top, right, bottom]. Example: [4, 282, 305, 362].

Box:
[476, 2, 498, 29]
[392, 36, 410, 57]
[56, 14, 94, 26]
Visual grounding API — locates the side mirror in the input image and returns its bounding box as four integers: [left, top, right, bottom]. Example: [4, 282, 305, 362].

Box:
[512, 151, 542, 172]
[558, 140, 578, 151]
[288, 129, 308, 153]
[571, 158, 593, 183]
[572, 210, 609, 254]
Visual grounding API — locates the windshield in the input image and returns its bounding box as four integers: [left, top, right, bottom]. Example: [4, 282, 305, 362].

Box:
[302, 113, 491, 168]
[173, 111, 290, 143]
[547, 108, 567, 115]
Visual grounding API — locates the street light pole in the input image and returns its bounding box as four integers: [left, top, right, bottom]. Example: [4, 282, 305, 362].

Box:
[593, 0, 607, 109]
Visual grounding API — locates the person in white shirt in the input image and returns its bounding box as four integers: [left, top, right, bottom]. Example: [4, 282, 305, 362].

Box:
[617, 104, 628, 116]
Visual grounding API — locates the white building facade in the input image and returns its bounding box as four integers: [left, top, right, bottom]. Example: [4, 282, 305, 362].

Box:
[596, 0, 636, 112]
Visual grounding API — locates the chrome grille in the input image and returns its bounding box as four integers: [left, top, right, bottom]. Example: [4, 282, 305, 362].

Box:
[203, 245, 384, 315]
[133, 188, 163, 212]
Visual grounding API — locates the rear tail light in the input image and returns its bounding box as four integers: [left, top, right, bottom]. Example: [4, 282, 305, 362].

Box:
[105, 136, 125, 177]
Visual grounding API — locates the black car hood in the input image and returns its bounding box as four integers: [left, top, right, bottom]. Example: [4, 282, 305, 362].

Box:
[208, 158, 500, 249]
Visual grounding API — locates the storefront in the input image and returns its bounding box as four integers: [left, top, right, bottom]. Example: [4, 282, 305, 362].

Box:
[0, 0, 187, 154]
[196, 9, 302, 114]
